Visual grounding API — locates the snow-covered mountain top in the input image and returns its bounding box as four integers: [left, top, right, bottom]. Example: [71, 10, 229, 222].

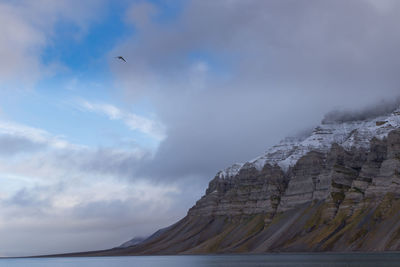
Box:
[217, 107, 400, 179]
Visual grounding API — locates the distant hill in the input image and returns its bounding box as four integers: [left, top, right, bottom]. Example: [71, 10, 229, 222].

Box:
[118, 237, 146, 249]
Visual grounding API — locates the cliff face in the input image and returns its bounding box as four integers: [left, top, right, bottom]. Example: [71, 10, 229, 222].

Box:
[189, 163, 286, 219]
[85, 108, 400, 256]
[188, 125, 400, 223]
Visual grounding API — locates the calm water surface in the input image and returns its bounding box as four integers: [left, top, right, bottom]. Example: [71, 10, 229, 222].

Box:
[1, 253, 400, 267]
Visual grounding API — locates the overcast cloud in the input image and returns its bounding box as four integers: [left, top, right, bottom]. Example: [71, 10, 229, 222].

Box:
[112, 0, 400, 181]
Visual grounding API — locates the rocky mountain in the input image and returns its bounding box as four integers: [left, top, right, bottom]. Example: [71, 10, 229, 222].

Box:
[82, 106, 400, 255]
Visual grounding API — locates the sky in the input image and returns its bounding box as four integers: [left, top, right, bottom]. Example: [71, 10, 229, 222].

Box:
[0, 0, 400, 257]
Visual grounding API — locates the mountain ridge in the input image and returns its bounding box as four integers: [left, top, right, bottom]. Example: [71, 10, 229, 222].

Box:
[64, 106, 400, 256]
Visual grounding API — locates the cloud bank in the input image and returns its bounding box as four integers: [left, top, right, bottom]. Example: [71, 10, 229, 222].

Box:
[112, 0, 400, 182]
[0, 120, 185, 256]
[322, 97, 400, 124]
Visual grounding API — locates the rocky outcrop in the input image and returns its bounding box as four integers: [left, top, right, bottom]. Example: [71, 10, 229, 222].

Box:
[188, 163, 286, 218]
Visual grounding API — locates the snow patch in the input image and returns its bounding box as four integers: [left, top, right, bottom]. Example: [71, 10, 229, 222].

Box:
[218, 163, 243, 179]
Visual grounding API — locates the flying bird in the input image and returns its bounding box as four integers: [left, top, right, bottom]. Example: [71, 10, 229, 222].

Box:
[115, 56, 127, 63]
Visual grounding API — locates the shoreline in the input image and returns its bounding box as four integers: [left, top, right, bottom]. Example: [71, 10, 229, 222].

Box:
[3, 250, 400, 259]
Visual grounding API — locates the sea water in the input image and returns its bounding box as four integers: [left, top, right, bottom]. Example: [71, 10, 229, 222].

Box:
[1, 253, 400, 267]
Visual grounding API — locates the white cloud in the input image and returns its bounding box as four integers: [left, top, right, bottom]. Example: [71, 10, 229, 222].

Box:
[78, 99, 166, 141]
[0, 0, 106, 88]
[0, 121, 71, 149]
